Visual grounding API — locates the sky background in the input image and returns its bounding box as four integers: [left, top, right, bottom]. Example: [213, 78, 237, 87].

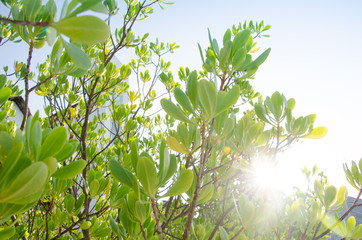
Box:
[1, 0, 362, 195]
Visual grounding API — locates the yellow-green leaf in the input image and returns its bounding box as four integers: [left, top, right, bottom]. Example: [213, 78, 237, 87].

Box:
[0, 162, 47, 203]
[166, 136, 188, 154]
[303, 127, 328, 139]
[136, 157, 158, 197]
[161, 168, 193, 197]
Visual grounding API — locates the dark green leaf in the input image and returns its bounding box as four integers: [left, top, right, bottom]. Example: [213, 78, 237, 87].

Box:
[110, 159, 135, 188]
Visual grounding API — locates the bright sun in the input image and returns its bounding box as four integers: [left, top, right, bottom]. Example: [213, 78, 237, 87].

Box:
[249, 156, 309, 195]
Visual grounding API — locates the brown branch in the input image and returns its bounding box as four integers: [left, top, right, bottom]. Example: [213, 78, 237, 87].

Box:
[29, 74, 54, 93]
[208, 206, 234, 240]
[230, 226, 245, 240]
[151, 197, 164, 239]
[0, 17, 50, 27]
[20, 39, 34, 130]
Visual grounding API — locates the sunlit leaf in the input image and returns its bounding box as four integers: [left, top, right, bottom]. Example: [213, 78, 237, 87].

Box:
[0, 87, 11, 105]
[303, 127, 328, 139]
[51, 15, 110, 45]
[166, 136, 188, 154]
[161, 168, 193, 197]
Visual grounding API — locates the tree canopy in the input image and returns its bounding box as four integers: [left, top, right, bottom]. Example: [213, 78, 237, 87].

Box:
[0, 0, 361, 239]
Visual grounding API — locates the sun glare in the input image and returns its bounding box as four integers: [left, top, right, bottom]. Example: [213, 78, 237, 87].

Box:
[248, 156, 309, 195]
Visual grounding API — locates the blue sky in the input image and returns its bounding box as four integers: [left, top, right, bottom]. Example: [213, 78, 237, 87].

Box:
[1, 0, 362, 194]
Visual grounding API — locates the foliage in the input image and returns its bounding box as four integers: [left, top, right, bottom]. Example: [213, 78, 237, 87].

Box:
[0, 0, 361, 240]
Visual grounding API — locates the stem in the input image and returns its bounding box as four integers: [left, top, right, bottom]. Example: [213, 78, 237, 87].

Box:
[20, 40, 34, 130]
[183, 123, 207, 240]
[208, 206, 234, 240]
[140, 222, 148, 240]
[230, 226, 245, 240]
[29, 74, 54, 92]
[151, 197, 164, 239]
[0, 17, 50, 27]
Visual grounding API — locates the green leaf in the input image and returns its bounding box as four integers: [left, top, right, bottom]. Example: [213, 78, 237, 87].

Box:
[215, 85, 240, 115]
[61, 38, 91, 70]
[160, 99, 195, 125]
[135, 201, 148, 223]
[347, 216, 356, 235]
[219, 40, 232, 71]
[219, 226, 229, 240]
[186, 70, 198, 107]
[223, 29, 232, 46]
[198, 80, 217, 119]
[67, 0, 106, 18]
[166, 136, 188, 154]
[52, 160, 86, 179]
[198, 184, 214, 204]
[254, 103, 271, 124]
[350, 224, 362, 238]
[40, 126, 67, 161]
[89, 179, 99, 199]
[110, 216, 126, 239]
[51, 15, 110, 45]
[0, 87, 11, 105]
[0, 162, 47, 204]
[303, 127, 328, 139]
[174, 88, 195, 114]
[0, 227, 15, 239]
[232, 47, 247, 71]
[53, 142, 78, 162]
[23, 0, 41, 21]
[130, 141, 138, 171]
[136, 157, 158, 197]
[42, 157, 58, 175]
[161, 168, 193, 197]
[288, 98, 296, 110]
[324, 185, 337, 208]
[64, 194, 75, 214]
[244, 48, 271, 70]
[109, 159, 135, 188]
[161, 154, 177, 186]
[0, 74, 6, 89]
[231, 29, 251, 56]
